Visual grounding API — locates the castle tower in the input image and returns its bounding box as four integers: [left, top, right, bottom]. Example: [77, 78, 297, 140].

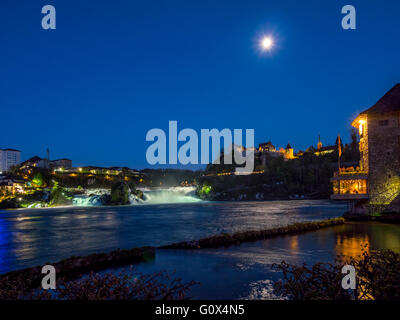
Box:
[331, 83, 400, 213]
[352, 83, 400, 208]
[284, 143, 295, 160]
[317, 135, 323, 150]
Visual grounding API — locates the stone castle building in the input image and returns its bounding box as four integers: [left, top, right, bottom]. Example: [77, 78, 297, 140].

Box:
[257, 141, 296, 165]
[331, 83, 400, 213]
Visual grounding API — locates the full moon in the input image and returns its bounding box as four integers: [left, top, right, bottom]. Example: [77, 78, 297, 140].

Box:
[261, 36, 273, 50]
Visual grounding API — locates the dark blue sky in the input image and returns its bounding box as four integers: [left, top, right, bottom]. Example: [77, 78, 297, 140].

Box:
[1, 0, 399, 169]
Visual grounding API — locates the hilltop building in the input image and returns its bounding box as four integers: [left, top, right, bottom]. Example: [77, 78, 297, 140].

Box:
[21, 156, 49, 169]
[21, 151, 72, 170]
[331, 83, 400, 213]
[283, 143, 295, 160]
[257, 141, 297, 163]
[0, 148, 21, 172]
[259, 141, 276, 152]
[50, 158, 72, 169]
[314, 135, 336, 156]
[214, 133, 347, 171]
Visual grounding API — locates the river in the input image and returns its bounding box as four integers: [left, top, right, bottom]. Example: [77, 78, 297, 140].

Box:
[0, 198, 346, 274]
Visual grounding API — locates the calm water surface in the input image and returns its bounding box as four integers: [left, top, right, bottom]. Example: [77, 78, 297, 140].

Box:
[0, 200, 344, 274]
[131, 222, 400, 299]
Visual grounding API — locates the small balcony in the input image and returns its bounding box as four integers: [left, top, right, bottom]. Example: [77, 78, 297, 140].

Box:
[330, 167, 368, 200]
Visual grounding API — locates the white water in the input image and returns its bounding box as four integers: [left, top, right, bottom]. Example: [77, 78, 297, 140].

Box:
[72, 195, 102, 206]
[72, 186, 201, 206]
[140, 186, 202, 204]
[72, 189, 108, 206]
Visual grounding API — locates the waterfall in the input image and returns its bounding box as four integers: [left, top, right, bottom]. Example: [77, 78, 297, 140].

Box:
[139, 186, 201, 204]
[72, 189, 108, 207]
[71, 186, 201, 206]
[72, 195, 102, 206]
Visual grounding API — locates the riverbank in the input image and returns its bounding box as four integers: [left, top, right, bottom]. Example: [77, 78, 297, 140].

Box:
[161, 218, 345, 249]
[344, 211, 400, 223]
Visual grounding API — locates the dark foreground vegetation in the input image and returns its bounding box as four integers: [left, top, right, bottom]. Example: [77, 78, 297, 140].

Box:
[273, 246, 400, 300]
[0, 247, 156, 299]
[0, 269, 196, 300]
[161, 218, 345, 249]
[0, 245, 197, 300]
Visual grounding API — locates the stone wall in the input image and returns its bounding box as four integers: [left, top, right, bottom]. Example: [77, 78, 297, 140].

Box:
[359, 116, 369, 172]
[367, 111, 400, 209]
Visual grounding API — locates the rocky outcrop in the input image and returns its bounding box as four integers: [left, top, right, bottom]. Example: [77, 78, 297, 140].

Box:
[110, 181, 131, 205]
[99, 194, 112, 205]
[0, 198, 19, 209]
[131, 188, 144, 200]
[49, 187, 73, 206]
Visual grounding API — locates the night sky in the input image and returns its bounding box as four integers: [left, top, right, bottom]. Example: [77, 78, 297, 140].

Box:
[1, 0, 399, 169]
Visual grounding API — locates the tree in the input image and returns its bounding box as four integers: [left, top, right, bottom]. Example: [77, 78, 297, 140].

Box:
[349, 128, 360, 162]
[32, 173, 44, 187]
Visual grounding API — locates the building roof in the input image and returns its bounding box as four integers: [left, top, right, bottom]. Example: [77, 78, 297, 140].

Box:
[0, 174, 25, 183]
[1, 148, 21, 152]
[21, 156, 42, 165]
[259, 141, 274, 146]
[286, 143, 292, 149]
[360, 83, 400, 115]
[259, 141, 276, 151]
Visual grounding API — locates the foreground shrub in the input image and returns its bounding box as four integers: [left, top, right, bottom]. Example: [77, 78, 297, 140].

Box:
[273, 246, 400, 300]
[1, 269, 197, 300]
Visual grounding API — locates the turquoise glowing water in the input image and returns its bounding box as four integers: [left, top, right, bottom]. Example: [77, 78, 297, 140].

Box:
[0, 200, 345, 274]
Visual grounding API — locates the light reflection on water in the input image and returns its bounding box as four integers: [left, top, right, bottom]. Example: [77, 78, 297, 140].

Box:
[128, 222, 400, 299]
[0, 200, 345, 274]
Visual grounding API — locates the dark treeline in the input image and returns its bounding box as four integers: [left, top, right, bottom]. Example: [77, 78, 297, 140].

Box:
[140, 169, 202, 187]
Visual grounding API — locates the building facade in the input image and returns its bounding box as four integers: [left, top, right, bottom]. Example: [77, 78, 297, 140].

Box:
[258, 141, 276, 152]
[331, 83, 400, 213]
[257, 142, 296, 162]
[50, 158, 72, 169]
[0, 149, 21, 172]
[0, 175, 25, 195]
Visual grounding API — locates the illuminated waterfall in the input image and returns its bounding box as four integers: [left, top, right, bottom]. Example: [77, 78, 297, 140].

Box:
[72, 186, 201, 206]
